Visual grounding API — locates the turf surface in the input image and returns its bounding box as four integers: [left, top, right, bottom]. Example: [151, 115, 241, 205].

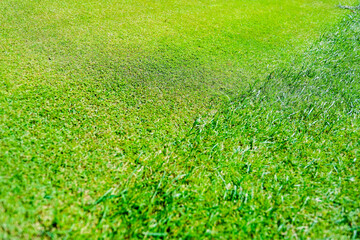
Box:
[0, 0, 355, 134]
[0, 0, 359, 238]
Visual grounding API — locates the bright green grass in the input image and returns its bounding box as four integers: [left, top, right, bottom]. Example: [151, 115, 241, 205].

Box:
[1, 0, 359, 238]
[0, 0, 355, 159]
[0, 0, 355, 131]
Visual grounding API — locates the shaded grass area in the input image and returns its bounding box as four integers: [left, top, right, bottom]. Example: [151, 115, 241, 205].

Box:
[1, 7, 360, 239]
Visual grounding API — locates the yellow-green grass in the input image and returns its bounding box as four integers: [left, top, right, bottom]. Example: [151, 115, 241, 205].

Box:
[0, 0, 359, 238]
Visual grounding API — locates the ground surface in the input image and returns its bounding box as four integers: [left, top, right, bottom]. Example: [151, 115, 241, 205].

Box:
[0, 0, 359, 238]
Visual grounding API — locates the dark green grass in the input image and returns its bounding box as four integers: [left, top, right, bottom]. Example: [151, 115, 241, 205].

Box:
[1, 1, 360, 239]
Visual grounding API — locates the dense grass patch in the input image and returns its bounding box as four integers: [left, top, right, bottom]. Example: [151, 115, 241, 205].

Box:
[1, 0, 359, 239]
[0, 0, 355, 136]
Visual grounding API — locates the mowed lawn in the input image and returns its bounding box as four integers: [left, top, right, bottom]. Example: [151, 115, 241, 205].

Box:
[0, 0, 359, 238]
[0, 0, 354, 150]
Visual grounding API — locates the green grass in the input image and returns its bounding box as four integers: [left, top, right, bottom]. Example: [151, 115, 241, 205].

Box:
[1, 0, 360, 238]
[0, 0, 355, 132]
